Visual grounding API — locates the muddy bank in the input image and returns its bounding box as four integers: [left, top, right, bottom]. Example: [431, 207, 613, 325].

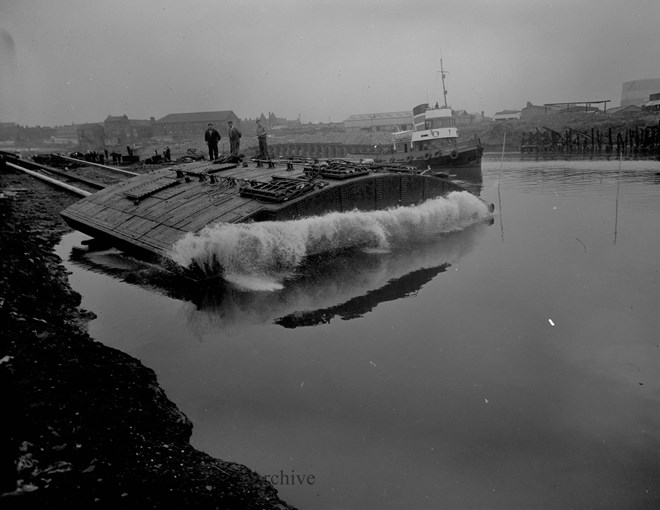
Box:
[0, 164, 293, 509]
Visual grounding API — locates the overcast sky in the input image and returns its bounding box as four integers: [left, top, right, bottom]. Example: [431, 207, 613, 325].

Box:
[1, 0, 658, 127]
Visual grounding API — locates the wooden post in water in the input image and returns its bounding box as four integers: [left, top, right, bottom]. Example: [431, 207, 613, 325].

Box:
[591, 128, 595, 157]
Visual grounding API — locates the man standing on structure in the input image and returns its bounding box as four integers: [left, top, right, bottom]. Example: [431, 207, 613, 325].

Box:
[256, 119, 269, 159]
[228, 121, 242, 158]
[204, 123, 221, 161]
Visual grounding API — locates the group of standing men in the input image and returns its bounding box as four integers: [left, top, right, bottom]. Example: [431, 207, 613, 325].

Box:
[204, 119, 269, 162]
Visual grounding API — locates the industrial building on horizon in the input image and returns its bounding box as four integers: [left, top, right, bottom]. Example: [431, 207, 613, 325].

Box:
[2, 78, 659, 146]
[620, 79, 660, 107]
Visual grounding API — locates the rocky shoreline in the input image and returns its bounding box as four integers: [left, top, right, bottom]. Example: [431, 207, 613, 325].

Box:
[0, 166, 293, 509]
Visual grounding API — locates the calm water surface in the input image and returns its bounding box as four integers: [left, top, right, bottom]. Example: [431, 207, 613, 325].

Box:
[57, 159, 660, 509]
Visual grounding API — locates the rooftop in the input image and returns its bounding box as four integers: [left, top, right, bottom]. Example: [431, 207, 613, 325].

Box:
[345, 112, 412, 122]
[156, 111, 236, 124]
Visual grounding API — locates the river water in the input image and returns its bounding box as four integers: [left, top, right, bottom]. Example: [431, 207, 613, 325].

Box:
[57, 158, 660, 509]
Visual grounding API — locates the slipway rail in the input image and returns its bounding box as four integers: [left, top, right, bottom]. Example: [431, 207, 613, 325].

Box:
[57, 155, 139, 177]
[13, 158, 108, 190]
[5, 161, 91, 197]
[1, 151, 123, 197]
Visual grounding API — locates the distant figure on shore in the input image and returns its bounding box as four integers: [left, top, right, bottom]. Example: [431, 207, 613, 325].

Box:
[126, 146, 133, 157]
[256, 119, 269, 159]
[164, 146, 171, 162]
[228, 121, 241, 157]
[204, 123, 221, 161]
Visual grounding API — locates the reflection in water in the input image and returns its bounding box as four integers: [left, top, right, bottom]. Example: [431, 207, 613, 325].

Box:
[67, 219, 492, 332]
[492, 159, 660, 195]
[614, 156, 622, 245]
[275, 264, 449, 328]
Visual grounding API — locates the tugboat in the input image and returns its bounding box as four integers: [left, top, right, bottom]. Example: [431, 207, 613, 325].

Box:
[60, 156, 494, 280]
[365, 60, 483, 182]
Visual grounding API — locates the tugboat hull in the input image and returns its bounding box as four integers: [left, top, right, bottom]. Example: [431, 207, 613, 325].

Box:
[379, 142, 483, 182]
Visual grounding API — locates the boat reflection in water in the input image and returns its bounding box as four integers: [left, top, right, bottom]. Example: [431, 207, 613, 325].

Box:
[68, 192, 494, 331]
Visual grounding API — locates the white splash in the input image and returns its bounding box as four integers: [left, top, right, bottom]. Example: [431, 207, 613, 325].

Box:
[224, 273, 285, 292]
[168, 191, 491, 282]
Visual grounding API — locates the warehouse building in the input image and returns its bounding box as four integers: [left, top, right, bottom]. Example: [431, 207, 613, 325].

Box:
[155, 111, 241, 138]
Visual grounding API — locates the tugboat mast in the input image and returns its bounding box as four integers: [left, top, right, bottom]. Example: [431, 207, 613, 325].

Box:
[439, 58, 449, 108]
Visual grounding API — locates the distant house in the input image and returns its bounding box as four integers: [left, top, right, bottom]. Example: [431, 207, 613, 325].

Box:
[251, 112, 298, 128]
[520, 102, 551, 119]
[53, 124, 79, 145]
[104, 115, 154, 146]
[493, 110, 521, 121]
[642, 100, 660, 113]
[155, 111, 240, 138]
[642, 92, 660, 113]
[344, 112, 413, 132]
[0, 122, 19, 142]
[77, 123, 106, 149]
[454, 109, 483, 125]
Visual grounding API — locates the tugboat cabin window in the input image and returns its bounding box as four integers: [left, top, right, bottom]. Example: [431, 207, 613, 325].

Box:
[425, 117, 455, 129]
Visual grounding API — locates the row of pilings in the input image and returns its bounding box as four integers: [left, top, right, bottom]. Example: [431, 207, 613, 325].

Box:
[268, 143, 380, 159]
[520, 121, 660, 158]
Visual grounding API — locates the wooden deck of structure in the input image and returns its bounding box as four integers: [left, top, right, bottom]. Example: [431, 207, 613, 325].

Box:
[61, 159, 466, 263]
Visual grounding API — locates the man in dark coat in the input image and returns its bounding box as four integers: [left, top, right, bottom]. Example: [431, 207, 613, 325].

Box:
[228, 121, 241, 157]
[256, 119, 269, 159]
[204, 123, 221, 161]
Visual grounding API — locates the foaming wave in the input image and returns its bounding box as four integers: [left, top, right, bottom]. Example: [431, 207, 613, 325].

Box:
[224, 273, 285, 292]
[168, 191, 491, 281]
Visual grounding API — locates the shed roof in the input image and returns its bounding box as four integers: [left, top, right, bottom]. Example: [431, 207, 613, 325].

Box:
[156, 111, 236, 123]
[344, 112, 412, 122]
